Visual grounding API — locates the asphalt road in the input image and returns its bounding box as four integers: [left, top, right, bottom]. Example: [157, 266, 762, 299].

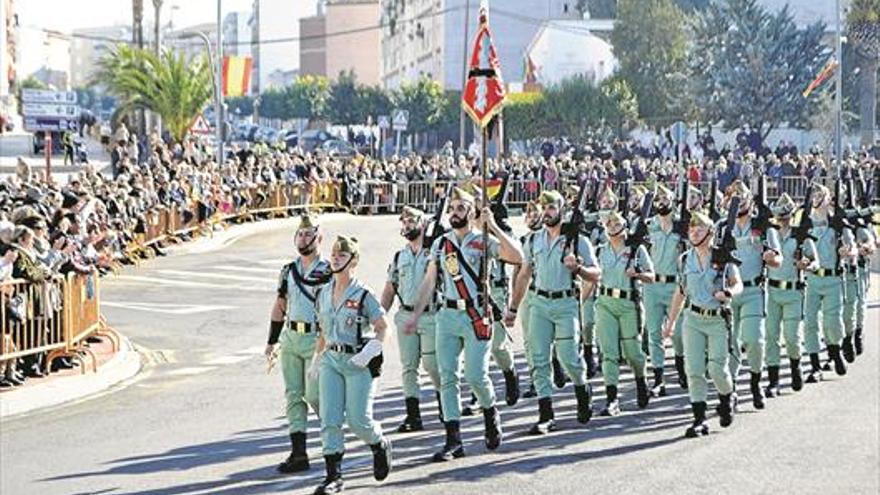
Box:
[2, 213, 878, 495]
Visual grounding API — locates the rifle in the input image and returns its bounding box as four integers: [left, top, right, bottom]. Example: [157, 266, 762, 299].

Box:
[712, 195, 742, 267]
[791, 183, 816, 259]
[855, 170, 880, 228]
[581, 179, 602, 235]
[561, 183, 589, 262]
[753, 175, 773, 236]
[626, 190, 654, 253]
[708, 179, 720, 223]
[423, 182, 454, 249]
[489, 175, 512, 233]
[828, 178, 853, 240]
[674, 178, 690, 239]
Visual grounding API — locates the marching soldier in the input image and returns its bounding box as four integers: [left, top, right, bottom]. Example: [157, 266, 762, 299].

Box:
[507, 190, 597, 434]
[311, 236, 392, 494]
[724, 181, 782, 410]
[515, 200, 544, 398]
[643, 184, 686, 397]
[663, 211, 743, 438]
[803, 184, 856, 382]
[853, 205, 878, 356]
[841, 202, 875, 363]
[764, 194, 816, 396]
[265, 214, 330, 474]
[406, 187, 523, 461]
[380, 206, 442, 432]
[594, 210, 655, 415]
[580, 196, 605, 380]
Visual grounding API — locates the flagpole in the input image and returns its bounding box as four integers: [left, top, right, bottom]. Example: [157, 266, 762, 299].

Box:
[834, 0, 842, 177]
[459, 0, 471, 154]
[481, 124, 489, 320]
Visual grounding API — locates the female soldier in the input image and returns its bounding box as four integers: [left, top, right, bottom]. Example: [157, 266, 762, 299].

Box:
[310, 236, 392, 495]
[663, 211, 744, 438]
[594, 210, 655, 416]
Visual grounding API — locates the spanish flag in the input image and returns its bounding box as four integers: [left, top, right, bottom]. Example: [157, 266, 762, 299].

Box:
[222, 56, 253, 97]
[485, 178, 504, 199]
[802, 58, 838, 98]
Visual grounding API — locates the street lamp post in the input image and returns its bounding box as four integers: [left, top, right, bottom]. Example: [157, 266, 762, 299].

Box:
[216, 0, 224, 166]
[176, 29, 223, 166]
[835, 0, 843, 176]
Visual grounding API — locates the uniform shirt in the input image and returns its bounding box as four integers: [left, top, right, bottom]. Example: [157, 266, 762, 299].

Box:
[809, 216, 855, 269]
[767, 228, 817, 282]
[524, 229, 597, 292]
[680, 249, 741, 310]
[430, 229, 500, 301]
[597, 243, 653, 290]
[277, 257, 331, 323]
[855, 226, 874, 268]
[316, 278, 384, 347]
[386, 245, 432, 307]
[731, 218, 780, 282]
[648, 217, 682, 277]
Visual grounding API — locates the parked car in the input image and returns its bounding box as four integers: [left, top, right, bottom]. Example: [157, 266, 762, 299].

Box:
[321, 139, 357, 158]
[299, 129, 333, 152]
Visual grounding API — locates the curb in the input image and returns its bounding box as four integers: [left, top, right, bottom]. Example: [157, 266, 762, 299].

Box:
[0, 337, 142, 419]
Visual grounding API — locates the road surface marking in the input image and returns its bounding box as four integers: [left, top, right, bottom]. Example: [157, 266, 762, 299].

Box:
[203, 355, 253, 365]
[103, 301, 235, 315]
[156, 269, 272, 283]
[112, 275, 270, 291]
[214, 266, 279, 274]
[165, 366, 216, 376]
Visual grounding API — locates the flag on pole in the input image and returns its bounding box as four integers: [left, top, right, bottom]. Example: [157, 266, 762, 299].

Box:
[222, 56, 253, 97]
[802, 58, 838, 98]
[462, 2, 506, 129]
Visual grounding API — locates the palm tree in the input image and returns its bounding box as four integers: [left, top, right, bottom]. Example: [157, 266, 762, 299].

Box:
[94, 45, 213, 143]
[848, 0, 880, 145]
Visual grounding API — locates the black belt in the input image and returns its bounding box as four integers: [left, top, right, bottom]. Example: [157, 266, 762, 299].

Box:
[654, 274, 677, 284]
[400, 303, 438, 313]
[535, 288, 576, 299]
[768, 279, 804, 290]
[742, 276, 765, 288]
[327, 342, 360, 354]
[400, 304, 415, 312]
[288, 321, 315, 333]
[598, 286, 636, 300]
[689, 304, 723, 317]
[858, 259, 867, 268]
[444, 297, 484, 310]
[845, 266, 858, 275]
[813, 267, 843, 277]
[492, 280, 508, 289]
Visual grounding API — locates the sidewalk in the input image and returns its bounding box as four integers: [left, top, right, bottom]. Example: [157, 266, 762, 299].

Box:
[0, 335, 142, 419]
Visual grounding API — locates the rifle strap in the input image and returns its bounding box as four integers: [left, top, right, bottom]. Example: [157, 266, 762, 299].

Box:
[442, 237, 493, 340]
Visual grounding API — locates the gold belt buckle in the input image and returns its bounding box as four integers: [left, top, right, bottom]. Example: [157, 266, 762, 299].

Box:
[612, 288, 622, 298]
[295, 321, 307, 333]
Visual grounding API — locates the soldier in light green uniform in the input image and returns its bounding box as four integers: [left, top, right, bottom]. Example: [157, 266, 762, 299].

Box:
[508, 190, 599, 434]
[580, 212, 605, 380]
[405, 187, 523, 462]
[643, 184, 686, 397]
[840, 209, 875, 363]
[853, 208, 878, 356]
[663, 210, 743, 438]
[764, 194, 817, 396]
[311, 236, 391, 494]
[724, 181, 782, 411]
[803, 184, 856, 382]
[489, 251, 520, 405]
[516, 200, 544, 398]
[266, 214, 330, 474]
[594, 210, 655, 416]
[380, 207, 442, 433]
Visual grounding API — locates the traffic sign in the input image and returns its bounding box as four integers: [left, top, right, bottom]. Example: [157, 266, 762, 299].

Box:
[392, 109, 409, 131]
[22, 103, 81, 118]
[671, 121, 688, 144]
[189, 114, 212, 135]
[377, 115, 390, 130]
[24, 116, 78, 132]
[21, 89, 77, 104]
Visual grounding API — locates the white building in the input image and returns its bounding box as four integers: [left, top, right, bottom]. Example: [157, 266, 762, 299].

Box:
[69, 25, 130, 89]
[223, 11, 251, 58]
[524, 20, 617, 87]
[253, 0, 321, 91]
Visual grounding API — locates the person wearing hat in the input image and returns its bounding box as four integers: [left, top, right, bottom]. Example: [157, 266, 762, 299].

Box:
[513, 200, 544, 398]
[507, 189, 597, 434]
[764, 193, 817, 396]
[852, 204, 878, 356]
[405, 186, 522, 461]
[310, 235, 391, 494]
[265, 213, 331, 474]
[724, 180, 781, 411]
[839, 201, 875, 363]
[380, 206, 442, 432]
[644, 184, 687, 397]
[663, 210, 743, 437]
[578, 186, 611, 380]
[803, 184, 855, 382]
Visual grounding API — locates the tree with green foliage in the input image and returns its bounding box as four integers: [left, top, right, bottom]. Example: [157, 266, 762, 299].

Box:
[94, 44, 212, 142]
[611, 0, 689, 127]
[226, 95, 254, 117]
[327, 70, 360, 125]
[848, 0, 880, 145]
[393, 76, 447, 135]
[689, 0, 830, 139]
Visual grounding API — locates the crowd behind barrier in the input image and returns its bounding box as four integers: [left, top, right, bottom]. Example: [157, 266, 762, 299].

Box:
[3, 128, 880, 388]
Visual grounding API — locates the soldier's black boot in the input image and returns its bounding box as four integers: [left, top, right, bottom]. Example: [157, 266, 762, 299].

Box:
[435, 392, 445, 424]
[749, 371, 765, 410]
[764, 366, 780, 398]
[575, 384, 593, 423]
[854, 327, 864, 356]
[636, 376, 650, 409]
[685, 402, 709, 438]
[805, 353, 823, 383]
[600, 385, 620, 417]
[552, 355, 567, 389]
[483, 406, 502, 450]
[278, 432, 310, 473]
[432, 421, 465, 462]
[461, 393, 477, 416]
[584, 344, 598, 379]
[313, 453, 343, 495]
[842, 335, 856, 363]
[503, 369, 520, 406]
[674, 355, 688, 390]
[717, 393, 735, 428]
[370, 438, 392, 482]
[828, 345, 847, 376]
[650, 367, 667, 397]
[397, 397, 424, 433]
[523, 381, 537, 399]
[789, 359, 803, 391]
[528, 397, 557, 435]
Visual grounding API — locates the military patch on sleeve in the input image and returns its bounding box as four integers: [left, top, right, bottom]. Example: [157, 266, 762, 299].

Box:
[344, 299, 361, 310]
